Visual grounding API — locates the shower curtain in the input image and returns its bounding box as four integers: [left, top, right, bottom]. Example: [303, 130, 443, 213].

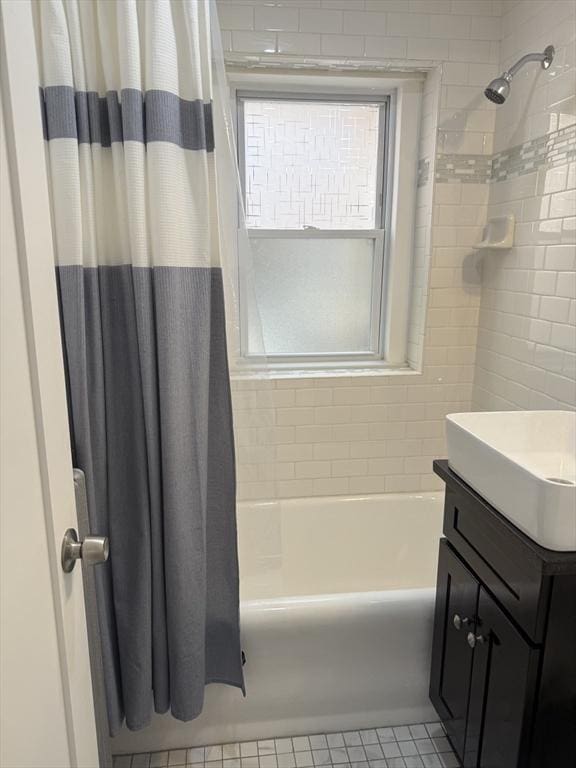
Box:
[34, 0, 244, 734]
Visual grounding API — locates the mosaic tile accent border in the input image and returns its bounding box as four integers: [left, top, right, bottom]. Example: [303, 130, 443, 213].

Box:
[417, 158, 430, 188]
[491, 123, 576, 181]
[434, 153, 492, 185]
[113, 722, 460, 768]
[435, 123, 576, 185]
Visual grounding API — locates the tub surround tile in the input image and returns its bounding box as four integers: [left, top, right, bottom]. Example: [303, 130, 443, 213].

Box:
[224, 0, 493, 501]
[220, 0, 576, 500]
[435, 153, 492, 184]
[491, 125, 576, 183]
[234, 116, 575, 500]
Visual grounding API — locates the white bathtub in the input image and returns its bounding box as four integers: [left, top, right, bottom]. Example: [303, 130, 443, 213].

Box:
[112, 491, 444, 754]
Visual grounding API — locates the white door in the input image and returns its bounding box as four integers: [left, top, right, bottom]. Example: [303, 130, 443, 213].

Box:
[0, 1, 104, 766]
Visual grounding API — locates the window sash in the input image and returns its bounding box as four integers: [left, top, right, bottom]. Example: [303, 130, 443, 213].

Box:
[240, 230, 385, 362]
[237, 91, 391, 365]
[237, 92, 389, 232]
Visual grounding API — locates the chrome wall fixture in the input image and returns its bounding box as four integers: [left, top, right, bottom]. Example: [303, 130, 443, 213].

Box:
[484, 45, 555, 104]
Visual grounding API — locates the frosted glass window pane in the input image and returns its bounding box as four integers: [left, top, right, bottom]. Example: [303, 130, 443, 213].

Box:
[247, 238, 376, 355]
[243, 99, 381, 230]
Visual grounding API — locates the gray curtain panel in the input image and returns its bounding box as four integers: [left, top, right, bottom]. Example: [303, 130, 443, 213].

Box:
[34, 0, 244, 735]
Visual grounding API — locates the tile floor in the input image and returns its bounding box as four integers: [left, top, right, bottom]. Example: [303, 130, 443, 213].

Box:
[113, 723, 460, 768]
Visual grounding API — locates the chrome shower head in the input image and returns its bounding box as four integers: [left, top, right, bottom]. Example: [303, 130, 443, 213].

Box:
[484, 76, 511, 104]
[484, 45, 555, 105]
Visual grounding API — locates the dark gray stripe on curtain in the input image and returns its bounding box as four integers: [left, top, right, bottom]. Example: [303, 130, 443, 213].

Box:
[56, 265, 243, 734]
[40, 86, 214, 151]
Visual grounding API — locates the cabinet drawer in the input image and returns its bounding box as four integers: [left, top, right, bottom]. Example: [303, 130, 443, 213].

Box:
[443, 488, 550, 643]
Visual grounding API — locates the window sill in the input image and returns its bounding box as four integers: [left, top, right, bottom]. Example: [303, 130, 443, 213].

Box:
[229, 364, 422, 382]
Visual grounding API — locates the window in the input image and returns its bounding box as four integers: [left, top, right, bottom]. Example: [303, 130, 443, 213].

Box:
[237, 91, 390, 366]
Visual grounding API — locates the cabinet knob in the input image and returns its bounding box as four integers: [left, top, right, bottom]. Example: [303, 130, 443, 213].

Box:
[453, 614, 471, 630]
[467, 631, 486, 648]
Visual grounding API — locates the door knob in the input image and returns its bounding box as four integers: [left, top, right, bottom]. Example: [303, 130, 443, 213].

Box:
[467, 631, 486, 648]
[453, 614, 471, 630]
[61, 528, 109, 573]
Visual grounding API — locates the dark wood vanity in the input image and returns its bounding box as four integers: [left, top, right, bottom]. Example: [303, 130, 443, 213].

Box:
[430, 460, 576, 768]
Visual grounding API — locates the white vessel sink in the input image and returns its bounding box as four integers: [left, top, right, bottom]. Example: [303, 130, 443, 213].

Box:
[446, 411, 576, 552]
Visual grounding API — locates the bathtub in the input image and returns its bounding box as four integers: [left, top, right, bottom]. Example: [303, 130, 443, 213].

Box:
[112, 491, 444, 754]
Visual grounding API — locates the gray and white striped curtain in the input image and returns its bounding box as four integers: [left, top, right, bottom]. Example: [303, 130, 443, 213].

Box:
[33, 0, 244, 734]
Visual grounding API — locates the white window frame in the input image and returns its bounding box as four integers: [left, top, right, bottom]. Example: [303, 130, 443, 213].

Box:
[229, 72, 423, 374]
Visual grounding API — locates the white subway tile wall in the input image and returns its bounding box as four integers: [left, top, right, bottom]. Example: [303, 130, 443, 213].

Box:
[218, 0, 575, 499]
[472, 0, 576, 412]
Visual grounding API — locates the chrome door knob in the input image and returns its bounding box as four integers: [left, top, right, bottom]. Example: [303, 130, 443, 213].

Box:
[453, 614, 470, 630]
[467, 631, 486, 648]
[61, 528, 109, 573]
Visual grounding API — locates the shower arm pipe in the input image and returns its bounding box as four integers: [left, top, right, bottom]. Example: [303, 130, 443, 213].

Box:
[505, 47, 555, 79]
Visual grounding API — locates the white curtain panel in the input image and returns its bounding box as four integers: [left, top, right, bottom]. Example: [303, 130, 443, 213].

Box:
[33, 0, 244, 735]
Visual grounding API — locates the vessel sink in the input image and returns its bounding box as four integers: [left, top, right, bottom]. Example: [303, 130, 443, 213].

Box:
[446, 411, 576, 552]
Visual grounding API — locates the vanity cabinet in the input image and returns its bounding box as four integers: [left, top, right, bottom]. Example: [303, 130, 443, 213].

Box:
[430, 460, 576, 768]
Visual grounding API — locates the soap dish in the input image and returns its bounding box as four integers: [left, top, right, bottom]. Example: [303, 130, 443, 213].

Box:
[473, 214, 515, 250]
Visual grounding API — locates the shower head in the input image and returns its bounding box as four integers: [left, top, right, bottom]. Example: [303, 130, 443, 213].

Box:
[484, 76, 511, 104]
[484, 45, 555, 105]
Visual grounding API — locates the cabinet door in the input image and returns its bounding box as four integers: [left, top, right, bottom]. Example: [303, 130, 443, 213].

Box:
[464, 587, 539, 768]
[430, 540, 480, 761]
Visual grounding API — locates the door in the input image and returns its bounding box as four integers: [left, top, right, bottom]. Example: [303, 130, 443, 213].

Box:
[429, 539, 480, 761]
[464, 588, 539, 768]
[0, 1, 103, 766]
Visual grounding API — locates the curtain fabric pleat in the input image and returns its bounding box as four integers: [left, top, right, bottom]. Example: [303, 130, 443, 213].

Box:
[34, 0, 244, 734]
